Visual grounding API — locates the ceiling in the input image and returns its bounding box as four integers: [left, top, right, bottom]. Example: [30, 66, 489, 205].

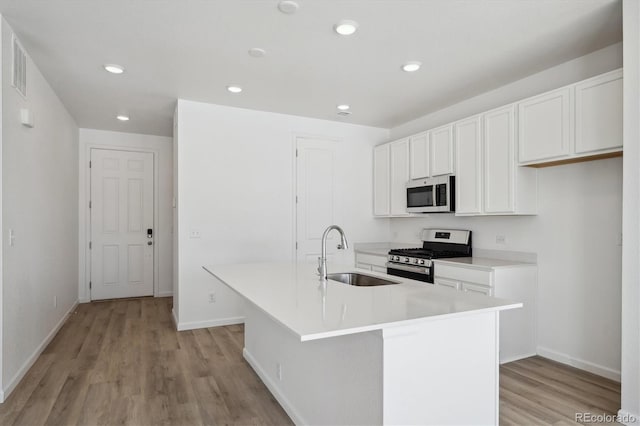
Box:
[0, 0, 622, 137]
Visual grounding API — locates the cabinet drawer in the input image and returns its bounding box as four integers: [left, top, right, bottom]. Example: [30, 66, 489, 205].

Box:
[434, 264, 492, 286]
[356, 262, 372, 271]
[462, 282, 493, 296]
[434, 277, 460, 291]
[355, 253, 387, 268]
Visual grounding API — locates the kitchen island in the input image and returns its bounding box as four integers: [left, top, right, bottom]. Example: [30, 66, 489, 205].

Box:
[203, 262, 521, 425]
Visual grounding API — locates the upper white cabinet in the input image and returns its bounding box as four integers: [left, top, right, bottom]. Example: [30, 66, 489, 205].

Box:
[456, 106, 537, 216]
[409, 132, 429, 179]
[575, 69, 623, 154]
[518, 87, 572, 164]
[374, 138, 410, 217]
[373, 144, 390, 216]
[390, 139, 410, 216]
[430, 125, 455, 176]
[455, 116, 483, 215]
[518, 69, 622, 166]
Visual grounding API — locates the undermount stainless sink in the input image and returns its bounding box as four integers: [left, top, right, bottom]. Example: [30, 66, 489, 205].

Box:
[326, 273, 400, 287]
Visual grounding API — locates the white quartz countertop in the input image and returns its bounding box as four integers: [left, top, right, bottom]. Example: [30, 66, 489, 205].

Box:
[432, 257, 536, 270]
[203, 262, 521, 341]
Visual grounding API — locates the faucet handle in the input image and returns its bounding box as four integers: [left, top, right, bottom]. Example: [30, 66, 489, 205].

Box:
[336, 243, 344, 250]
[317, 257, 322, 274]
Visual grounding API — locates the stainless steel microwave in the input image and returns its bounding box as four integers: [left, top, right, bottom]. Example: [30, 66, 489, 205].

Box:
[406, 175, 455, 213]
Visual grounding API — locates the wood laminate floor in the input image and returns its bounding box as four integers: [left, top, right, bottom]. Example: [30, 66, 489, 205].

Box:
[0, 297, 621, 426]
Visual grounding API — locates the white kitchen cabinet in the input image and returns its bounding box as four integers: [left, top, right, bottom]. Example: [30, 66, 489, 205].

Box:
[373, 144, 390, 216]
[575, 69, 623, 155]
[518, 87, 572, 164]
[455, 115, 483, 215]
[483, 105, 537, 215]
[390, 139, 410, 216]
[455, 106, 537, 216]
[409, 132, 429, 180]
[434, 259, 538, 364]
[518, 69, 622, 166]
[430, 124, 455, 176]
[355, 252, 388, 272]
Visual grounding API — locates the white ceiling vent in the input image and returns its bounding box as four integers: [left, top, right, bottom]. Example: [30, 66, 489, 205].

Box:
[12, 35, 26, 98]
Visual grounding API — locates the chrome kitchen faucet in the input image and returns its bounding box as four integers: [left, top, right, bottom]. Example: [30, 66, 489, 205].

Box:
[318, 225, 349, 281]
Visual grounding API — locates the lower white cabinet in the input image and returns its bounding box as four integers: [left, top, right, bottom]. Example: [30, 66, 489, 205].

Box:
[355, 252, 388, 272]
[434, 261, 537, 364]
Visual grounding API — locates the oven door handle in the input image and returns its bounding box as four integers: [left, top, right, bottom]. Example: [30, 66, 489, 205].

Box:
[385, 262, 429, 275]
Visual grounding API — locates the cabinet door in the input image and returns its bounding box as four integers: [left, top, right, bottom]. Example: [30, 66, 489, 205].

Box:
[430, 125, 455, 176]
[371, 265, 387, 273]
[409, 132, 429, 179]
[518, 87, 571, 163]
[390, 139, 410, 216]
[455, 116, 483, 215]
[575, 70, 623, 154]
[373, 144, 390, 216]
[484, 105, 515, 213]
[462, 282, 493, 296]
[434, 277, 460, 291]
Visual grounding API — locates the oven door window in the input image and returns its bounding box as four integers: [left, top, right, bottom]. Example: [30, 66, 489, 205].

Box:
[407, 186, 434, 208]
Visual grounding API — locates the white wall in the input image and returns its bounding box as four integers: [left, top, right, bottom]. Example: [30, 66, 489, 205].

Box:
[175, 100, 389, 330]
[620, 0, 640, 422]
[1, 17, 79, 400]
[388, 43, 624, 381]
[77, 129, 174, 301]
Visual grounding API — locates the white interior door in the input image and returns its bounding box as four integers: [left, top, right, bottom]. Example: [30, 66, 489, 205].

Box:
[296, 137, 341, 263]
[90, 149, 154, 300]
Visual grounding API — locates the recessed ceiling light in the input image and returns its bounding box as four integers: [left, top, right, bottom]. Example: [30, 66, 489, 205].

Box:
[248, 48, 266, 58]
[104, 64, 125, 74]
[334, 20, 359, 36]
[337, 104, 350, 111]
[278, 0, 299, 14]
[116, 114, 130, 121]
[227, 85, 243, 93]
[402, 61, 422, 72]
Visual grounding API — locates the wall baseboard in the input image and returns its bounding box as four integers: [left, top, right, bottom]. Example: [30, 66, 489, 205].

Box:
[176, 316, 244, 331]
[171, 308, 179, 330]
[157, 291, 173, 297]
[617, 409, 640, 425]
[537, 346, 621, 382]
[243, 348, 305, 425]
[1, 300, 78, 402]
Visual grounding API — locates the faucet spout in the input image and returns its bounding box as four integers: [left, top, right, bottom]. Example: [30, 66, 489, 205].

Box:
[318, 225, 349, 281]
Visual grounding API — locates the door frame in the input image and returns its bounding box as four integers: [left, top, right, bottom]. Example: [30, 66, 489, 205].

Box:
[79, 143, 161, 302]
[291, 132, 343, 263]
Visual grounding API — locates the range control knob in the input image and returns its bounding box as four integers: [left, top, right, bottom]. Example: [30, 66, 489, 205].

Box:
[419, 259, 425, 265]
[414, 259, 419, 264]
[404, 257, 410, 263]
[394, 256, 400, 261]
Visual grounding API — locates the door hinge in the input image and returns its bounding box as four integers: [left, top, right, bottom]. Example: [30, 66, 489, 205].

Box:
[296, 149, 298, 157]
[296, 242, 298, 249]
[89, 160, 92, 168]
[296, 195, 298, 203]
[89, 200, 92, 209]
[89, 281, 92, 289]
[89, 241, 92, 249]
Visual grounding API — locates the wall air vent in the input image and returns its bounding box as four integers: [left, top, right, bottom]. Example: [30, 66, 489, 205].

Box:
[12, 35, 26, 98]
[337, 111, 352, 116]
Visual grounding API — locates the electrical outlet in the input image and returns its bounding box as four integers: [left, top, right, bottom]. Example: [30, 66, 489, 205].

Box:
[208, 292, 216, 303]
[495, 235, 506, 244]
[189, 230, 201, 239]
[53, 296, 57, 308]
[276, 363, 282, 381]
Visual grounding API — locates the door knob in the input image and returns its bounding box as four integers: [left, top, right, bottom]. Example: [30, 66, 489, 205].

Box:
[147, 241, 153, 246]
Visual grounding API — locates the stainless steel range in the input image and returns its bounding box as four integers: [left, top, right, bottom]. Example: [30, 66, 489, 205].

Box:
[387, 229, 472, 283]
